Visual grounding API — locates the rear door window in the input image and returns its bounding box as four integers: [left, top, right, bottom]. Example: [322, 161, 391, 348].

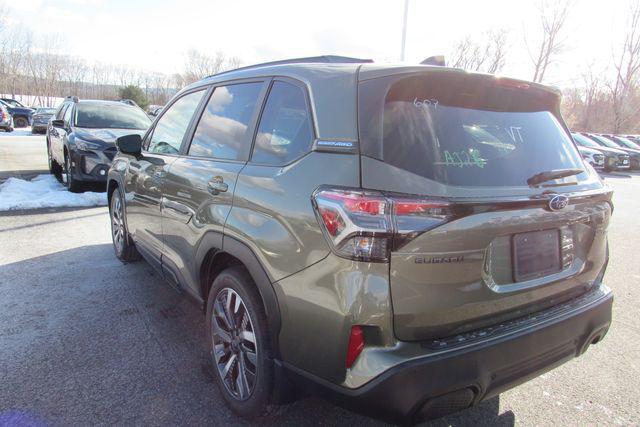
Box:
[187, 82, 263, 160]
[251, 81, 313, 165]
[359, 73, 586, 187]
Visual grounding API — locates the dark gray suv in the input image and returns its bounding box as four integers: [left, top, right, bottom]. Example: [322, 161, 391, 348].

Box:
[107, 57, 613, 424]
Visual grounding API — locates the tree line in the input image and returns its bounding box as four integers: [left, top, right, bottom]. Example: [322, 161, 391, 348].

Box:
[2, 1, 640, 134]
[0, 3, 240, 109]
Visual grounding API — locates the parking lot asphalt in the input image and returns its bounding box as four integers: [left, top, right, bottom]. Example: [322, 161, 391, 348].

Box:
[0, 130, 48, 182]
[1, 132, 639, 426]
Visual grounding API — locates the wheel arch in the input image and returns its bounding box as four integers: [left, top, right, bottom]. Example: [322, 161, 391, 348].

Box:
[198, 233, 282, 359]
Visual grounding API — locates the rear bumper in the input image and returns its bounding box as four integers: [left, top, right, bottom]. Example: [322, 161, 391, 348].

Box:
[283, 284, 612, 424]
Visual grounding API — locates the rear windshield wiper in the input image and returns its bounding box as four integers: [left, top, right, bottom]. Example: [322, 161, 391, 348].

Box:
[526, 168, 584, 187]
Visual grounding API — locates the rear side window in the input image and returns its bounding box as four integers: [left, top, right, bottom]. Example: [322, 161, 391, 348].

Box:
[63, 104, 74, 125]
[188, 82, 263, 160]
[251, 81, 313, 165]
[359, 73, 586, 187]
[56, 104, 68, 120]
[148, 89, 205, 154]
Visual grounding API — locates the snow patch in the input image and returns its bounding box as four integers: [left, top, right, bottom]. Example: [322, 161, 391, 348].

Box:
[0, 174, 107, 211]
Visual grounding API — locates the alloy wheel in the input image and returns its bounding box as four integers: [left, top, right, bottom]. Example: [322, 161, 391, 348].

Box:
[211, 287, 258, 401]
[110, 194, 125, 254]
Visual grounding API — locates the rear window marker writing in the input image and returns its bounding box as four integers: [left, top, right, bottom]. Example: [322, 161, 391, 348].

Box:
[434, 149, 487, 168]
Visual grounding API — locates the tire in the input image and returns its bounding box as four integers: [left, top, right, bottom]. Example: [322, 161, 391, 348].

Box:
[206, 267, 278, 419]
[109, 187, 139, 262]
[63, 151, 83, 192]
[13, 116, 28, 128]
[47, 139, 62, 177]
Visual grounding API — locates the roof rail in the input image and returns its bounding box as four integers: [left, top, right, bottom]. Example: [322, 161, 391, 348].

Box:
[205, 55, 373, 79]
[65, 96, 79, 103]
[118, 99, 139, 107]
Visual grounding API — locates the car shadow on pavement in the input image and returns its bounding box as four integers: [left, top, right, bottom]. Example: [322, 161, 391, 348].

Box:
[0, 243, 515, 426]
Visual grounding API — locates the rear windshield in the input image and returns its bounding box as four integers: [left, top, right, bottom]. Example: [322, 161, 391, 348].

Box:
[359, 73, 586, 187]
[75, 104, 151, 130]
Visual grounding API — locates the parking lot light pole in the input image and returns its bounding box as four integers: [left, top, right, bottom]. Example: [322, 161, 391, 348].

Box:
[400, 0, 409, 61]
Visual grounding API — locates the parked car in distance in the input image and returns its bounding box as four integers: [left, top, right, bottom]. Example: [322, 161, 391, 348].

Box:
[107, 57, 613, 425]
[31, 107, 56, 134]
[47, 97, 151, 192]
[621, 134, 640, 144]
[577, 145, 605, 169]
[599, 134, 640, 169]
[573, 132, 629, 171]
[0, 99, 34, 128]
[0, 103, 14, 132]
[0, 98, 29, 108]
[583, 133, 634, 170]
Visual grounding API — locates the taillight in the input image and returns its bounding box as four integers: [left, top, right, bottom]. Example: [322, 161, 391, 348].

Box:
[345, 325, 365, 368]
[312, 187, 454, 262]
[0, 110, 6, 121]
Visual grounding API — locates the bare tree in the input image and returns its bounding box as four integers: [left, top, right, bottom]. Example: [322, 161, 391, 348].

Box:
[449, 29, 508, 74]
[529, 0, 570, 83]
[609, 1, 640, 132]
[181, 49, 240, 85]
[0, 26, 33, 97]
[485, 29, 508, 74]
[580, 63, 603, 130]
[450, 36, 486, 71]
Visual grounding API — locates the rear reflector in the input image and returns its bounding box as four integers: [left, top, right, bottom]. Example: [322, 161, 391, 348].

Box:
[346, 325, 365, 368]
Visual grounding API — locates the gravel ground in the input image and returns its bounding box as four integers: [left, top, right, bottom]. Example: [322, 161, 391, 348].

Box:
[0, 134, 638, 426]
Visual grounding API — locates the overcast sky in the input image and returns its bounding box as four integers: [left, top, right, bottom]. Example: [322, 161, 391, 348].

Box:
[5, 0, 632, 87]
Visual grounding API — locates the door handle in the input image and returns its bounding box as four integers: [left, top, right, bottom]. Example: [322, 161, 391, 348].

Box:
[207, 176, 228, 195]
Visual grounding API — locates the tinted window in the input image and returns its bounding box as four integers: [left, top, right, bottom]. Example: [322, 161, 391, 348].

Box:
[149, 90, 205, 154]
[188, 83, 263, 160]
[359, 73, 585, 187]
[75, 104, 151, 130]
[252, 82, 313, 165]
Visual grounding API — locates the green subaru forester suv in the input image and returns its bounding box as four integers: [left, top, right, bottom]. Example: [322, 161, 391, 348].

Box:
[107, 56, 613, 424]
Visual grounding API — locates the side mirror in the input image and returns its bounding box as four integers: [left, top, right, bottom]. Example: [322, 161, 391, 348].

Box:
[116, 134, 142, 156]
[51, 119, 64, 128]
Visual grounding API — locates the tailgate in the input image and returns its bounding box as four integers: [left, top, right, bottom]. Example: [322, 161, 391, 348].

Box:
[389, 198, 610, 341]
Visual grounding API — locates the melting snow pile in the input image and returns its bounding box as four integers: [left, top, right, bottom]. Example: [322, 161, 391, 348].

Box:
[0, 174, 107, 211]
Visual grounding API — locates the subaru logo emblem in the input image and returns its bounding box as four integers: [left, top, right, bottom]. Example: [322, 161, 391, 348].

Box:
[548, 194, 569, 211]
